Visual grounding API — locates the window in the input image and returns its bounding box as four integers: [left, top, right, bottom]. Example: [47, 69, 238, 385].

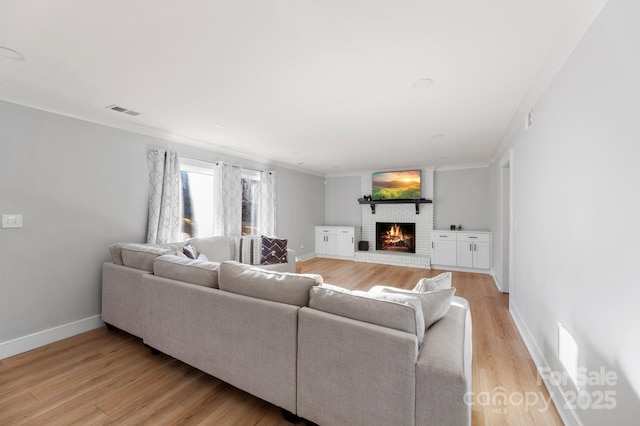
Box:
[241, 169, 261, 236]
[180, 159, 267, 239]
[180, 158, 215, 240]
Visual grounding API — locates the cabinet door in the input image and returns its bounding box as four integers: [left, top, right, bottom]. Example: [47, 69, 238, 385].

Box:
[315, 227, 335, 255]
[315, 233, 327, 255]
[325, 235, 337, 255]
[473, 242, 491, 269]
[432, 240, 457, 266]
[315, 233, 337, 255]
[335, 228, 355, 257]
[336, 234, 354, 257]
[457, 242, 474, 268]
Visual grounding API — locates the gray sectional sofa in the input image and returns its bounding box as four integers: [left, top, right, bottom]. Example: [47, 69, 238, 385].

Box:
[101, 236, 472, 426]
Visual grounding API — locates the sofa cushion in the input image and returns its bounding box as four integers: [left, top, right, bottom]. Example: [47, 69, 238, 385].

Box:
[120, 244, 172, 271]
[309, 286, 425, 345]
[109, 242, 186, 265]
[218, 261, 322, 306]
[261, 236, 288, 264]
[376, 286, 456, 329]
[187, 236, 233, 262]
[413, 272, 452, 292]
[153, 254, 220, 288]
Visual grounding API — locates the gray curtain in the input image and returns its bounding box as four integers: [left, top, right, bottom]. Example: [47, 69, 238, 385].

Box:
[146, 149, 181, 244]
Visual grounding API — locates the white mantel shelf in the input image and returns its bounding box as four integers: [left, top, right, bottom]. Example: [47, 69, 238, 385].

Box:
[358, 198, 433, 214]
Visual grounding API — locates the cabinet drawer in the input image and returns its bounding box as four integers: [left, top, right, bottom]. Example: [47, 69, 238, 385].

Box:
[431, 231, 457, 241]
[335, 227, 355, 237]
[457, 233, 490, 242]
[315, 226, 336, 235]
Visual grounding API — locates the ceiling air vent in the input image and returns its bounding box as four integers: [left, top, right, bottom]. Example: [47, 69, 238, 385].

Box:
[105, 104, 142, 116]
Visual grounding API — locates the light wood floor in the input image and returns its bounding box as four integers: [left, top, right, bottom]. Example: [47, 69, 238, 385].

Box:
[0, 258, 562, 425]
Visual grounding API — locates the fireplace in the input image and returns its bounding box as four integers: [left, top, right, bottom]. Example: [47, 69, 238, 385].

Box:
[376, 222, 416, 253]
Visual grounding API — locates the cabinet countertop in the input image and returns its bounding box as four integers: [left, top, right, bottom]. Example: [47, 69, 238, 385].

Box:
[432, 229, 491, 233]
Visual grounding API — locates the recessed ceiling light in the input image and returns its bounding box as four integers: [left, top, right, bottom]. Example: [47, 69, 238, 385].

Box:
[211, 124, 225, 129]
[0, 46, 25, 61]
[412, 78, 433, 89]
[439, 155, 450, 160]
[432, 133, 446, 139]
[297, 162, 307, 166]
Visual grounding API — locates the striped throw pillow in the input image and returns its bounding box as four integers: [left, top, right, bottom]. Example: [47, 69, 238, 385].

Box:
[236, 236, 262, 265]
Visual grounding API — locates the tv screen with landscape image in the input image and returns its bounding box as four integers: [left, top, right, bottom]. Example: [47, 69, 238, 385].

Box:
[372, 170, 421, 200]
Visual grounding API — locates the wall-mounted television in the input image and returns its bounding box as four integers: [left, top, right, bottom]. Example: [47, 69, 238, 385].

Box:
[372, 170, 421, 200]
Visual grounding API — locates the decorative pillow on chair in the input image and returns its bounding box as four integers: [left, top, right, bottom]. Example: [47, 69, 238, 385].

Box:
[183, 244, 198, 259]
[236, 236, 262, 265]
[413, 271, 452, 292]
[261, 236, 288, 264]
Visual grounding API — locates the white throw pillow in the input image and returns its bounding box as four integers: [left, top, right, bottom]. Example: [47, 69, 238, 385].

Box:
[375, 286, 456, 329]
[310, 286, 426, 345]
[413, 272, 452, 292]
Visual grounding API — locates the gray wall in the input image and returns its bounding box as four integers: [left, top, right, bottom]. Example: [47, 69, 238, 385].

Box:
[325, 176, 361, 226]
[489, 0, 640, 422]
[0, 100, 325, 344]
[276, 167, 326, 256]
[434, 168, 489, 231]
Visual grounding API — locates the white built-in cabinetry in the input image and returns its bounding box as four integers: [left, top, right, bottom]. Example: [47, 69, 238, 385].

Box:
[431, 232, 458, 266]
[315, 226, 360, 258]
[431, 230, 491, 270]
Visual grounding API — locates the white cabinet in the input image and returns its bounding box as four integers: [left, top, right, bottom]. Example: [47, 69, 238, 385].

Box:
[316, 226, 360, 258]
[431, 230, 491, 270]
[431, 232, 457, 266]
[336, 227, 357, 257]
[315, 226, 337, 256]
[456, 233, 491, 269]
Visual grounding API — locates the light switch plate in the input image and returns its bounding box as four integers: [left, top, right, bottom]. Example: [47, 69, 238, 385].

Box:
[2, 214, 23, 228]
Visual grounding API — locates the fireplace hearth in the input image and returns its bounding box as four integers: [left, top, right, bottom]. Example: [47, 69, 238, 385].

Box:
[376, 222, 416, 253]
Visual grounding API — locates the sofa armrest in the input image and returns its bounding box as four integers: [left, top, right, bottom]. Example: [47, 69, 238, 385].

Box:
[101, 262, 150, 337]
[297, 307, 418, 426]
[415, 300, 472, 426]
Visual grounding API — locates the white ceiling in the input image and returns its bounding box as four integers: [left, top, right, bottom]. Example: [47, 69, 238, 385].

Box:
[0, 0, 605, 175]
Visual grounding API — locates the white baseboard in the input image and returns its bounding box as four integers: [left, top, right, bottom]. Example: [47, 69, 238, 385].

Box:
[430, 264, 492, 275]
[297, 253, 317, 262]
[491, 269, 506, 293]
[0, 315, 104, 360]
[509, 303, 582, 426]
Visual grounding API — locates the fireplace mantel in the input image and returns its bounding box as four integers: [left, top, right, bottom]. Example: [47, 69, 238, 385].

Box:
[358, 169, 434, 268]
[357, 198, 433, 214]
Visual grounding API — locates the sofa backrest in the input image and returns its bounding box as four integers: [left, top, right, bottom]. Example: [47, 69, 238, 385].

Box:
[119, 244, 172, 271]
[109, 242, 186, 269]
[218, 261, 322, 307]
[153, 254, 220, 288]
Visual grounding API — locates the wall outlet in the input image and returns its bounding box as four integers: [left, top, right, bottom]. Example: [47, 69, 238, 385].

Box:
[300, 244, 305, 252]
[2, 214, 23, 228]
